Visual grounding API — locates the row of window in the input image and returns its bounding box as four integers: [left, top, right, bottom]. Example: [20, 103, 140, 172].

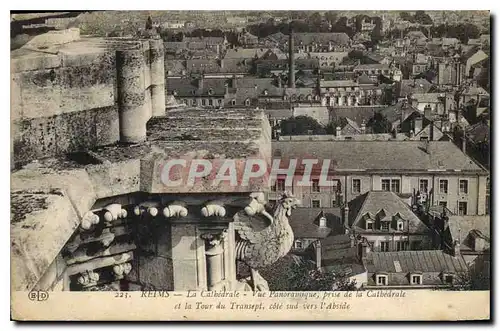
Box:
[370, 240, 420, 252]
[272, 178, 470, 195]
[376, 273, 454, 286]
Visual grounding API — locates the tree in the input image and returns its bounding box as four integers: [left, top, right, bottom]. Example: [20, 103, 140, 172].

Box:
[326, 118, 348, 134]
[260, 254, 357, 291]
[324, 11, 338, 25]
[280, 116, 326, 135]
[414, 11, 433, 25]
[367, 112, 392, 133]
[399, 11, 415, 23]
[145, 16, 153, 30]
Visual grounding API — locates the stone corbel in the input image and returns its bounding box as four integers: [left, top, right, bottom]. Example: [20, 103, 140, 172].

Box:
[103, 204, 128, 222]
[80, 211, 100, 230]
[163, 201, 188, 218]
[134, 201, 161, 217]
[201, 202, 226, 218]
[113, 263, 132, 280]
[77, 270, 100, 287]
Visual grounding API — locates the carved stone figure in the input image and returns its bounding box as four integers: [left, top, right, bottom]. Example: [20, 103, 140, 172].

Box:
[233, 191, 299, 291]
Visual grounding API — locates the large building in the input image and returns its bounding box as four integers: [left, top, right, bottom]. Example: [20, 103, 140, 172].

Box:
[269, 141, 489, 216]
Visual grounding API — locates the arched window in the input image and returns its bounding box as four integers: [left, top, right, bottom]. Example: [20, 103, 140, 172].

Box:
[245, 98, 251, 106]
[231, 99, 236, 106]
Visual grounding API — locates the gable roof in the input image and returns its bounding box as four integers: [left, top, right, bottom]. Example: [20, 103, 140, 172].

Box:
[272, 141, 486, 173]
[398, 79, 433, 96]
[224, 48, 269, 59]
[364, 250, 468, 274]
[348, 191, 429, 233]
[447, 216, 490, 251]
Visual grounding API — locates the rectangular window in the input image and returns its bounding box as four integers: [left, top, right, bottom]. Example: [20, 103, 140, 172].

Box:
[382, 179, 391, 192]
[444, 274, 454, 284]
[332, 200, 337, 207]
[294, 240, 303, 249]
[376, 275, 388, 286]
[352, 179, 361, 194]
[382, 179, 400, 192]
[274, 179, 285, 192]
[419, 179, 429, 193]
[439, 179, 448, 194]
[458, 201, 468, 216]
[381, 222, 390, 232]
[459, 180, 468, 194]
[208, 99, 213, 106]
[312, 179, 320, 192]
[380, 241, 390, 252]
[391, 179, 401, 193]
[396, 241, 409, 251]
[312, 200, 321, 208]
[201, 99, 206, 106]
[366, 221, 374, 230]
[411, 275, 422, 285]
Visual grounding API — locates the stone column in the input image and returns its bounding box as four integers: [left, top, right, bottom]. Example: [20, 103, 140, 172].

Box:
[201, 231, 226, 290]
[149, 39, 166, 117]
[116, 48, 148, 143]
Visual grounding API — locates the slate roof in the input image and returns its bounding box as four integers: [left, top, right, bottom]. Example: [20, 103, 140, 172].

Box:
[347, 191, 430, 233]
[321, 235, 364, 276]
[365, 250, 468, 274]
[378, 102, 421, 125]
[447, 216, 490, 251]
[288, 208, 341, 239]
[411, 93, 443, 103]
[185, 58, 253, 74]
[321, 80, 359, 88]
[466, 121, 489, 143]
[272, 141, 485, 173]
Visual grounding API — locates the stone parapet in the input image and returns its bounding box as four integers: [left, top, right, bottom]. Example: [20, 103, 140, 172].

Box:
[11, 107, 272, 291]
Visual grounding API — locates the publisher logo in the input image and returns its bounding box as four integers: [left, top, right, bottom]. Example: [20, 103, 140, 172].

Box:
[28, 291, 49, 301]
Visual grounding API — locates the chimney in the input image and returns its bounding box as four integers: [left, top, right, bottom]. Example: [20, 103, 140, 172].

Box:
[462, 129, 467, 153]
[220, 58, 224, 69]
[288, 27, 295, 88]
[453, 239, 461, 257]
[343, 206, 349, 229]
[361, 122, 366, 134]
[315, 240, 322, 270]
[232, 75, 237, 89]
[224, 82, 229, 95]
[414, 115, 423, 134]
[430, 120, 435, 141]
[277, 74, 282, 88]
[336, 126, 341, 137]
[198, 75, 204, 89]
[350, 234, 355, 248]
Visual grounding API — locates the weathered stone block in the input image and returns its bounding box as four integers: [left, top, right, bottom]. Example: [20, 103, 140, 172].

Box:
[137, 256, 174, 290]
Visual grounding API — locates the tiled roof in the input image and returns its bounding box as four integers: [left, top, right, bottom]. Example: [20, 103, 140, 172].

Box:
[321, 80, 359, 88]
[272, 141, 485, 173]
[348, 191, 429, 233]
[354, 64, 391, 71]
[293, 32, 351, 46]
[329, 106, 386, 125]
[398, 79, 433, 97]
[411, 93, 443, 103]
[365, 250, 468, 274]
[288, 208, 341, 239]
[379, 102, 421, 124]
[224, 47, 269, 59]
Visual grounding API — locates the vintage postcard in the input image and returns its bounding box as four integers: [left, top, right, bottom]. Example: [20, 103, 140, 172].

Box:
[10, 9, 491, 321]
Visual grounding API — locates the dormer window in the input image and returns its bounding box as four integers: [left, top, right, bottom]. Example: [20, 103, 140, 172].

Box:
[410, 273, 422, 285]
[245, 98, 251, 106]
[208, 88, 214, 95]
[231, 99, 236, 106]
[381, 221, 390, 231]
[173, 90, 178, 96]
[366, 220, 374, 230]
[319, 216, 327, 228]
[263, 89, 269, 96]
[397, 220, 404, 231]
[376, 274, 388, 286]
[442, 273, 454, 284]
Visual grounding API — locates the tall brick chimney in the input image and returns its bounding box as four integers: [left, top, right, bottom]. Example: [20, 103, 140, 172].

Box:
[288, 26, 295, 88]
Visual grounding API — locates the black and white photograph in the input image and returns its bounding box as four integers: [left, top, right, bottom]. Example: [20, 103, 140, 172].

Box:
[10, 8, 491, 321]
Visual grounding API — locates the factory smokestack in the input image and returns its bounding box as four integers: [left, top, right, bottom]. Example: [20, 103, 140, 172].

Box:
[288, 26, 295, 88]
